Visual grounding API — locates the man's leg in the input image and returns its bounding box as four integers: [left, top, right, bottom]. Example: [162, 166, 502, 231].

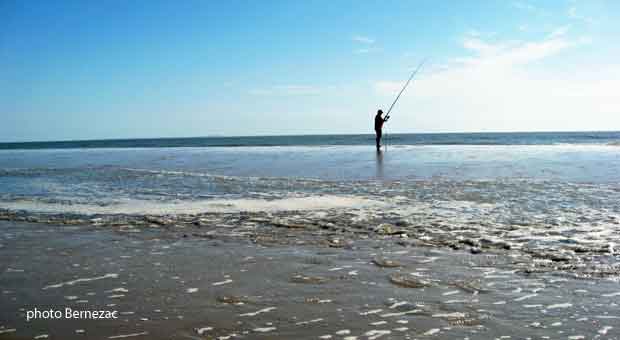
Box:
[376, 130, 382, 150]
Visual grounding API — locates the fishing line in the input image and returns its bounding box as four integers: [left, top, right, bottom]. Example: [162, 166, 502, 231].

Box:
[383, 59, 427, 151]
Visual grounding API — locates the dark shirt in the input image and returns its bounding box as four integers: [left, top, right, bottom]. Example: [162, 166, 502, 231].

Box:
[374, 114, 385, 131]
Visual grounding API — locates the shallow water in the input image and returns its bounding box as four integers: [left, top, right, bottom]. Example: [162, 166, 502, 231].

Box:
[1, 141, 620, 338]
[0, 144, 619, 276]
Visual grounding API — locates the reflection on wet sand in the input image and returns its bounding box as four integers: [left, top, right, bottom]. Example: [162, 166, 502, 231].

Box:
[1, 220, 618, 339]
[375, 150, 384, 179]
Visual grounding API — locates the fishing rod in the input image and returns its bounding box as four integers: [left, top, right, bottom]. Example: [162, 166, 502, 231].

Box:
[383, 59, 427, 151]
[385, 58, 427, 120]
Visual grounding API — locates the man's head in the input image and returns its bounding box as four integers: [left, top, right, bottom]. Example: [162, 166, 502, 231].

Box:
[377, 109, 383, 116]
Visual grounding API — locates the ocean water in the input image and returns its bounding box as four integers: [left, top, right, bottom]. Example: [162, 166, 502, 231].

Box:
[1, 132, 619, 274]
[2, 131, 620, 149]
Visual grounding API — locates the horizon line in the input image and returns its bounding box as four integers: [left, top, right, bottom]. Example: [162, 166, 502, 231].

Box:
[1, 129, 619, 145]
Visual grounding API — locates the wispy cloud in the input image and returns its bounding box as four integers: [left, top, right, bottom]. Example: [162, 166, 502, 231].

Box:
[372, 28, 617, 132]
[462, 36, 511, 57]
[249, 85, 322, 96]
[512, 1, 536, 11]
[354, 47, 382, 54]
[352, 35, 375, 44]
[568, 6, 576, 17]
[511, 1, 551, 17]
[548, 25, 570, 39]
[457, 27, 586, 67]
[568, 6, 594, 24]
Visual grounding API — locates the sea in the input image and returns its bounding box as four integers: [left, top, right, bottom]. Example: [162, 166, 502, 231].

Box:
[1, 131, 619, 273]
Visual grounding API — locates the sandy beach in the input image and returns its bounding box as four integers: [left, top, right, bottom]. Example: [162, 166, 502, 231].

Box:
[1, 216, 618, 339]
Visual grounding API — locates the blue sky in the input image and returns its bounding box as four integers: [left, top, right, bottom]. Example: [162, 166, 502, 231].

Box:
[1, 0, 618, 142]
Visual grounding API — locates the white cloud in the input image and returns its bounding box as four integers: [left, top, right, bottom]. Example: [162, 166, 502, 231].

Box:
[352, 35, 375, 44]
[462, 37, 510, 56]
[568, 6, 594, 24]
[511, 1, 552, 17]
[457, 29, 584, 68]
[352, 35, 380, 54]
[548, 25, 570, 39]
[512, 1, 536, 11]
[568, 6, 577, 17]
[249, 85, 322, 96]
[372, 32, 618, 133]
[354, 47, 382, 54]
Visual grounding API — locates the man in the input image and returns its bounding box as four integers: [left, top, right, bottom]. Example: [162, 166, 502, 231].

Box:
[374, 109, 389, 151]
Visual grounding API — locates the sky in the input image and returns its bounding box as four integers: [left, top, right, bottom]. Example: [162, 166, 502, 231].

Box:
[1, 0, 619, 142]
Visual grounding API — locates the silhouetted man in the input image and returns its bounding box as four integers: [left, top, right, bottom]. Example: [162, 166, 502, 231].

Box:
[374, 109, 389, 151]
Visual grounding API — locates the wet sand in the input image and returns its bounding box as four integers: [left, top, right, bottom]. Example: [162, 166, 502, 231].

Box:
[1, 220, 619, 339]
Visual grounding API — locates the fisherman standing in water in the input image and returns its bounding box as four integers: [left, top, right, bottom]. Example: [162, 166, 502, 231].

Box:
[373, 60, 426, 152]
[374, 109, 389, 151]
